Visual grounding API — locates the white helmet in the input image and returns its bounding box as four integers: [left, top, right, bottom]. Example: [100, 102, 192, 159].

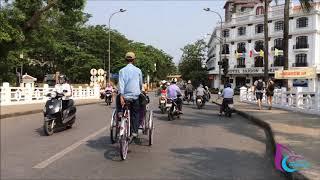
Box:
[171, 78, 177, 83]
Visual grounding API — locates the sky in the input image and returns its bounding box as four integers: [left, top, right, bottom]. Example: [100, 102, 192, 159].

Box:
[84, 0, 226, 64]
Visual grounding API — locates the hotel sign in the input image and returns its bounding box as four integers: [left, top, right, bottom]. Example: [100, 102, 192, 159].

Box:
[275, 67, 316, 79]
[228, 67, 283, 75]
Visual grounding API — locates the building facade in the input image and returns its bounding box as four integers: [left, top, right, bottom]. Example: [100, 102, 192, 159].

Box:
[207, 2, 320, 91]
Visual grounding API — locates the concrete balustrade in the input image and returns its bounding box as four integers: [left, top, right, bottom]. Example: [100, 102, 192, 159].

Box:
[239, 86, 320, 115]
[0, 83, 100, 106]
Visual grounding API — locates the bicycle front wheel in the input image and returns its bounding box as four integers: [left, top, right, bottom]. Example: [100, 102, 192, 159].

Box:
[119, 135, 129, 160]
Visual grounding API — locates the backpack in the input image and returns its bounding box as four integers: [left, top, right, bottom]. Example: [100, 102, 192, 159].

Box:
[256, 81, 263, 90]
[268, 82, 275, 91]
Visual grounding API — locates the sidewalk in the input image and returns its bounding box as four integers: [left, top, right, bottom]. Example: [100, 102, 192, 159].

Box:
[213, 95, 320, 179]
[1, 98, 101, 119]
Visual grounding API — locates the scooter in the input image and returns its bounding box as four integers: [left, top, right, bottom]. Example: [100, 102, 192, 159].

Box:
[159, 91, 167, 114]
[167, 95, 182, 121]
[105, 90, 112, 105]
[43, 91, 76, 136]
[196, 95, 205, 109]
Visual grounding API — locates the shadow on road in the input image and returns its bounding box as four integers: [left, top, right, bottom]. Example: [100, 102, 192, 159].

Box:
[169, 147, 285, 179]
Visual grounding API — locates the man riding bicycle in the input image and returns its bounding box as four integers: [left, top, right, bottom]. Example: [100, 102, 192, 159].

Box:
[167, 78, 183, 114]
[117, 52, 143, 138]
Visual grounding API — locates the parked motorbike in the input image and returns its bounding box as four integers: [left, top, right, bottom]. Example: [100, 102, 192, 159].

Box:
[105, 90, 112, 105]
[43, 91, 76, 136]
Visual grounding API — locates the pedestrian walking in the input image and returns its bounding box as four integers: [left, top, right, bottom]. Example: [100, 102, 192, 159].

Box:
[253, 78, 265, 110]
[266, 78, 275, 110]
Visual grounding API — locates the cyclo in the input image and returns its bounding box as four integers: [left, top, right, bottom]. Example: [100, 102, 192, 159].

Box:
[109, 93, 154, 160]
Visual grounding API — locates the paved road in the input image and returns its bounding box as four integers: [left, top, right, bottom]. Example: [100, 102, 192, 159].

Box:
[1, 95, 285, 179]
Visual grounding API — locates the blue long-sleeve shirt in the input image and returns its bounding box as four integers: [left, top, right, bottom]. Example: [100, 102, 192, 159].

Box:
[118, 64, 143, 100]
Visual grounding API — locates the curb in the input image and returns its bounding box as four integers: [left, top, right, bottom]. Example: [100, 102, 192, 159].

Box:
[1, 101, 100, 120]
[212, 101, 309, 180]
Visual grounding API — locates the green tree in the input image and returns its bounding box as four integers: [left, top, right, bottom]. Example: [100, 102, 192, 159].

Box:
[179, 39, 207, 87]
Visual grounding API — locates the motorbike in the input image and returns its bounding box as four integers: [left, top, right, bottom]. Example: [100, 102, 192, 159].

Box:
[224, 102, 234, 117]
[43, 91, 76, 136]
[159, 91, 167, 114]
[105, 90, 112, 105]
[167, 95, 181, 121]
[196, 95, 205, 109]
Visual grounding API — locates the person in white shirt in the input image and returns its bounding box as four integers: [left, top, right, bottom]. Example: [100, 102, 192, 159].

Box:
[219, 83, 234, 115]
[54, 75, 73, 111]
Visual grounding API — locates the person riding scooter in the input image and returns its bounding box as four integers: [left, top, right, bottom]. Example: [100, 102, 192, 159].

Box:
[54, 75, 73, 114]
[196, 84, 206, 106]
[219, 83, 234, 116]
[184, 80, 194, 102]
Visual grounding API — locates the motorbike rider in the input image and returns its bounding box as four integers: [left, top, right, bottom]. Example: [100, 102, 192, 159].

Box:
[185, 80, 194, 101]
[54, 75, 73, 113]
[219, 83, 234, 116]
[158, 80, 168, 107]
[167, 78, 183, 113]
[196, 84, 206, 103]
[117, 52, 143, 138]
[104, 83, 114, 102]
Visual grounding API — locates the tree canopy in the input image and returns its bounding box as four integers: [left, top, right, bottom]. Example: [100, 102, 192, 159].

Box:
[178, 39, 208, 87]
[0, 0, 176, 84]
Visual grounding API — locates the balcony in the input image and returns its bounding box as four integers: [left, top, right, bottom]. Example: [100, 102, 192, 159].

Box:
[235, 65, 246, 68]
[293, 44, 309, 49]
[292, 63, 308, 67]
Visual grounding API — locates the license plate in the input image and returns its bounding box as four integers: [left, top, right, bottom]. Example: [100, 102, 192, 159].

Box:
[197, 99, 201, 102]
[166, 103, 172, 107]
[160, 100, 165, 103]
[228, 104, 234, 108]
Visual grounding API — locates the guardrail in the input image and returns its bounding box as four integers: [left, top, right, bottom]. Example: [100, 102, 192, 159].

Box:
[0, 82, 100, 106]
[240, 86, 320, 115]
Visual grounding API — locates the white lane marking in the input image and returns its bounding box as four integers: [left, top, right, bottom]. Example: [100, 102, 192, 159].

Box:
[33, 126, 107, 169]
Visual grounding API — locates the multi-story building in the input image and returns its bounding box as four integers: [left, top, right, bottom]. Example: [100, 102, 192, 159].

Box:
[207, 1, 320, 91]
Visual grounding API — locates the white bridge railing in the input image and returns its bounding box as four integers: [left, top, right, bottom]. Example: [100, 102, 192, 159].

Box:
[0, 82, 100, 106]
[240, 86, 320, 115]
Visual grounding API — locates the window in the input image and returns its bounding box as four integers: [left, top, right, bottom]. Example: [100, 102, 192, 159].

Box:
[295, 36, 308, 49]
[256, 6, 264, 15]
[222, 44, 230, 54]
[274, 38, 283, 50]
[296, 17, 308, 28]
[295, 54, 307, 67]
[237, 42, 246, 53]
[274, 21, 284, 31]
[254, 41, 264, 51]
[238, 27, 246, 36]
[255, 24, 264, 34]
[223, 29, 230, 37]
[237, 58, 246, 68]
[254, 56, 264, 67]
[274, 56, 284, 66]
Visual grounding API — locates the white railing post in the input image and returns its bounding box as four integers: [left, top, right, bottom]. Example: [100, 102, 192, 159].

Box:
[78, 86, 82, 98]
[281, 87, 287, 106]
[2, 82, 11, 104]
[25, 83, 33, 102]
[86, 86, 91, 98]
[94, 85, 100, 98]
[240, 86, 247, 102]
[296, 87, 303, 109]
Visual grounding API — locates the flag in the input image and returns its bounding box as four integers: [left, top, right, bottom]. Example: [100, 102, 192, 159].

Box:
[259, 49, 264, 57]
[275, 48, 284, 56]
[242, 52, 246, 58]
[249, 50, 253, 57]
[235, 51, 239, 58]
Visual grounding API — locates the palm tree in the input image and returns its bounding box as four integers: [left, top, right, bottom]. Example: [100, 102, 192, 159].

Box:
[282, 0, 313, 87]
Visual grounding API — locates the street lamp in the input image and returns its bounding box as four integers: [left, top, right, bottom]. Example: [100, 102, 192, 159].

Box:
[108, 8, 126, 83]
[204, 8, 224, 89]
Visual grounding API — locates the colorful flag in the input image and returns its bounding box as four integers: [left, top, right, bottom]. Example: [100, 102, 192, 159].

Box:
[242, 52, 246, 58]
[259, 49, 264, 57]
[249, 50, 253, 57]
